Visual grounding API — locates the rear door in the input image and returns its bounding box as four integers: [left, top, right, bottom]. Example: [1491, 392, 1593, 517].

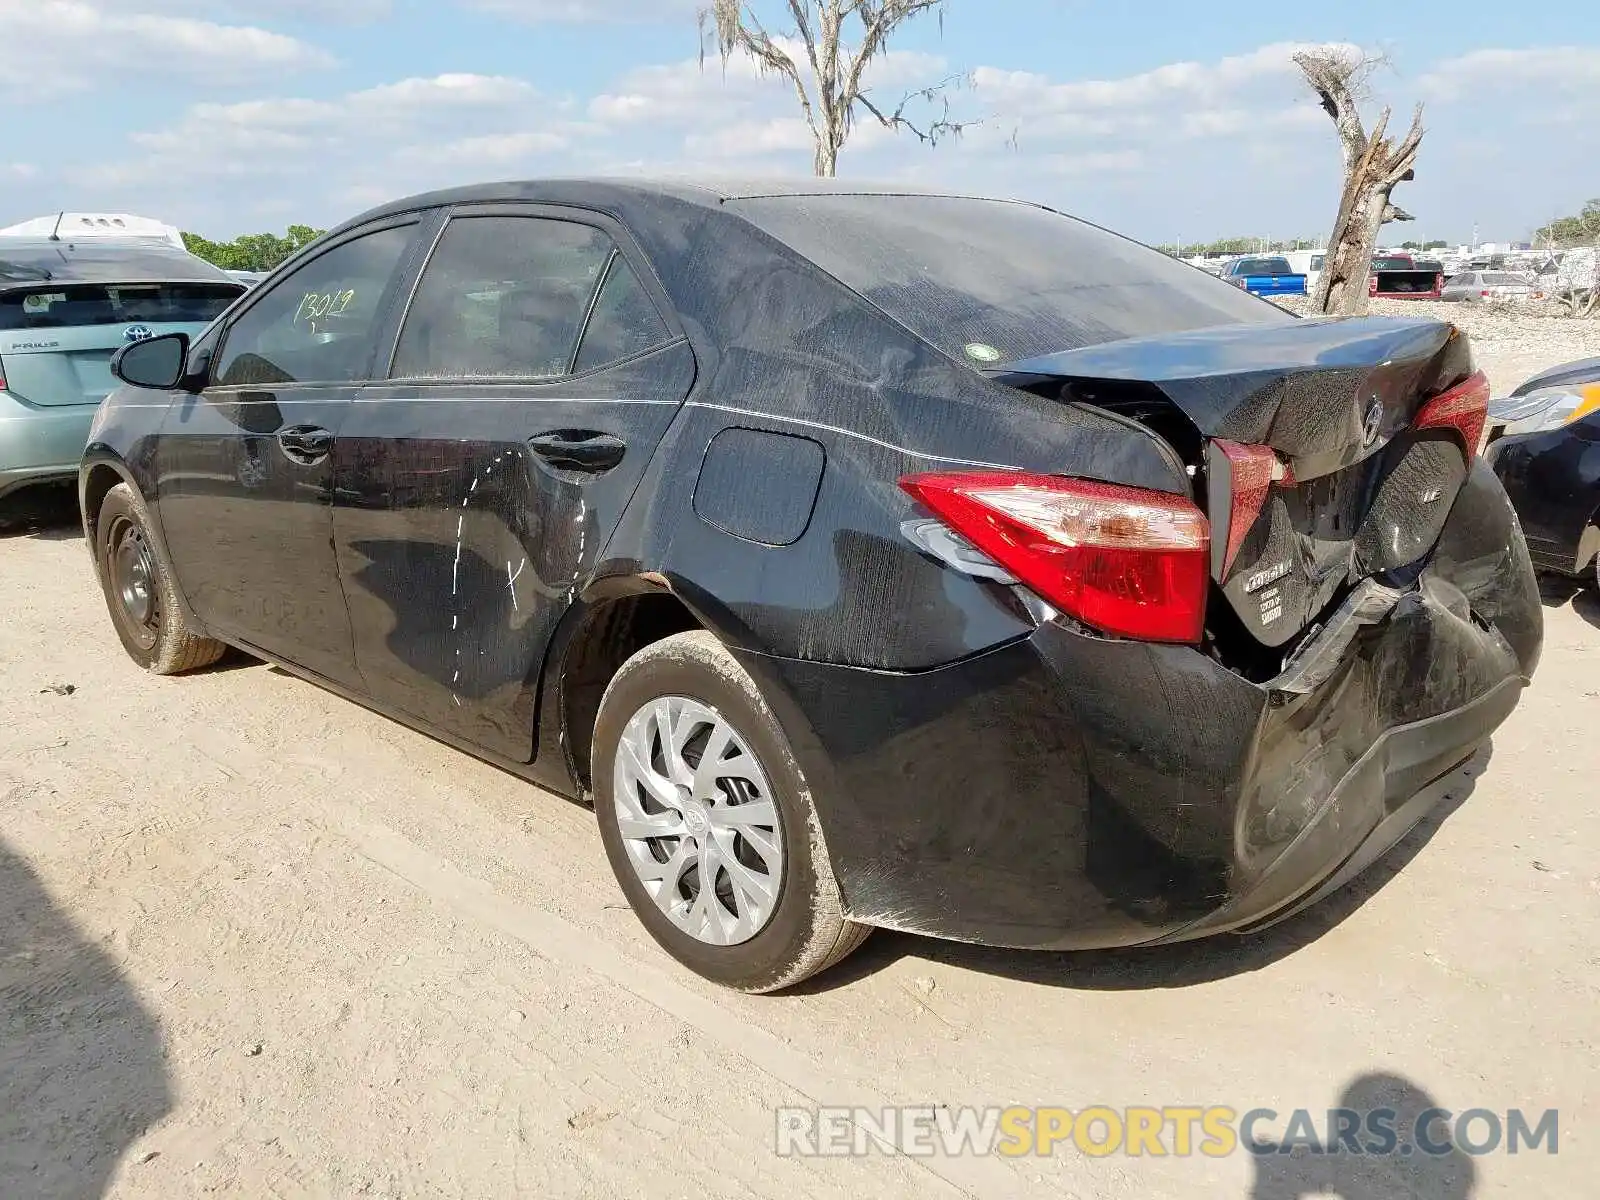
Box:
[332, 205, 693, 758]
[155, 218, 424, 684]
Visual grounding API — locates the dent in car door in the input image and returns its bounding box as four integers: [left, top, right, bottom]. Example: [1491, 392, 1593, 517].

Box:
[155, 220, 422, 684]
[332, 209, 693, 758]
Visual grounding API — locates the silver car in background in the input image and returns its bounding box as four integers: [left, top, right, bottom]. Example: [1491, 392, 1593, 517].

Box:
[1, 239, 243, 503]
[1440, 271, 1540, 303]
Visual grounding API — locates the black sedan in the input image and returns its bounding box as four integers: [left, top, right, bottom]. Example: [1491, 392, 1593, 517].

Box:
[1485, 356, 1600, 584]
[82, 180, 1541, 992]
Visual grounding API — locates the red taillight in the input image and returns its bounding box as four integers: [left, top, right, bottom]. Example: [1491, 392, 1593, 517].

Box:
[1213, 440, 1292, 578]
[1415, 370, 1490, 457]
[1480, 290, 1492, 298]
[0, 354, 7, 391]
[1369, 276, 1379, 296]
[898, 472, 1210, 643]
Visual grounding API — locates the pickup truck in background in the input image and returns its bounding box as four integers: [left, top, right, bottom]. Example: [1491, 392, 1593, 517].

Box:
[1219, 256, 1307, 297]
[1369, 252, 1445, 299]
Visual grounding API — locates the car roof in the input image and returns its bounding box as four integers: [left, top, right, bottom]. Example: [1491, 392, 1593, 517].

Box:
[0, 237, 235, 287]
[331, 176, 1033, 237]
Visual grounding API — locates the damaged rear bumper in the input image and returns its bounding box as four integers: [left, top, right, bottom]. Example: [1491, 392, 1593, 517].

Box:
[734, 462, 1541, 951]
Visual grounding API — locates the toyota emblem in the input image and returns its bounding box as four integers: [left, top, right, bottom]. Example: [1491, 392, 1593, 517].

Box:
[123, 325, 155, 343]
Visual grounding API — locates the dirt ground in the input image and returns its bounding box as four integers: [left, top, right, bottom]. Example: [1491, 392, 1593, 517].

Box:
[2, 330, 1597, 1199]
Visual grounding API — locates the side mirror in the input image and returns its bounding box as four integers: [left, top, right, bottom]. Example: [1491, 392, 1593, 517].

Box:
[111, 333, 190, 390]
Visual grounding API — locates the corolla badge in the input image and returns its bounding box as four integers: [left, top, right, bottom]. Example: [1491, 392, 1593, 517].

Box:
[1361, 396, 1385, 447]
[123, 325, 154, 343]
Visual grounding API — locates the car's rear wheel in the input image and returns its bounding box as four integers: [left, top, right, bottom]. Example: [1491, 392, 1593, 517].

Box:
[592, 631, 870, 992]
[95, 483, 226, 674]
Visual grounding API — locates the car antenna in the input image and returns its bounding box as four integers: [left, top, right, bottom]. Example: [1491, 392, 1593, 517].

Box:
[48, 210, 66, 241]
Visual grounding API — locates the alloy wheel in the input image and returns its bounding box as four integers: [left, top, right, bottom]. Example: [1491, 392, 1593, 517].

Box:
[612, 696, 784, 946]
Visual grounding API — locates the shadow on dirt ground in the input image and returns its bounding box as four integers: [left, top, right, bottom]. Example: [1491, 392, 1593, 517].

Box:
[1536, 573, 1600, 630]
[0, 837, 171, 1196]
[1246, 1071, 1479, 1199]
[806, 747, 1491, 994]
[0, 484, 83, 542]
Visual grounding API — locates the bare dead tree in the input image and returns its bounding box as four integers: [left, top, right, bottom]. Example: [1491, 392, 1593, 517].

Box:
[700, 0, 971, 177]
[1295, 47, 1425, 316]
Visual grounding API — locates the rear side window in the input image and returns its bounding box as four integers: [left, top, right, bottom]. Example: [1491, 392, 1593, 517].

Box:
[730, 195, 1286, 363]
[573, 256, 671, 373]
[392, 216, 617, 380]
[1310, 255, 1325, 271]
[0, 282, 240, 330]
[214, 225, 415, 386]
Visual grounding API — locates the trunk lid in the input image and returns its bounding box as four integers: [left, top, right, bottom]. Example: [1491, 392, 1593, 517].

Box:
[991, 316, 1480, 650]
[0, 322, 203, 406]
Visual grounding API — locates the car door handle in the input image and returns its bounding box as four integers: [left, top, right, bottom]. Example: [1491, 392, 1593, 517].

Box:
[528, 430, 627, 473]
[278, 424, 334, 466]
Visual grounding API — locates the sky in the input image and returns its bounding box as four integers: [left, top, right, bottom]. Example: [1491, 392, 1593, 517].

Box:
[2, 0, 1596, 247]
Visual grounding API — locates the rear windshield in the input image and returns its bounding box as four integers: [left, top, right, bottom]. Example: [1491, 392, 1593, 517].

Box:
[0, 282, 241, 330]
[1372, 256, 1415, 271]
[1414, 260, 1444, 272]
[728, 195, 1287, 362]
[1235, 257, 1294, 275]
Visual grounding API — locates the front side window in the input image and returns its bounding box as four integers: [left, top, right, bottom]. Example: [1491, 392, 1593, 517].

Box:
[213, 225, 415, 387]
[392, 216, 619, 380]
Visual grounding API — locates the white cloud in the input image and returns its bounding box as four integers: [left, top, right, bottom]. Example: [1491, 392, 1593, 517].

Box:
[399, 130, 574, 166]
[140, 0, 392, 21]
[1421, 46, 1600, 104]
[0, 0, 333, 96]
[684, 117, 813, 158]
[78, 73, 589, 230]
[53, 36, 1600, 248]
[467, 0, 698, 22]
[970, 42, 1351, 141]
[591, 42, 951, 129]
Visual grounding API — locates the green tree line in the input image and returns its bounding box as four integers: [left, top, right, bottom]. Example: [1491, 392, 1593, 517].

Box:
[1157, 236, 1450, 259]
[181, 225, 325, 272]
[1535, 199, 1600, 249]
[1154, 237, 1322, 257]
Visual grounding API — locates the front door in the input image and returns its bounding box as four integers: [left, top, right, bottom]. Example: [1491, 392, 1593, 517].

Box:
[155, 220, 422, 684]
[332, 208, 694, 758]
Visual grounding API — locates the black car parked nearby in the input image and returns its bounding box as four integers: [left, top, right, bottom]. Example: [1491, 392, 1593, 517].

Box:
[1485, 356, 1600, 585]
[82, 180, 1542, 992]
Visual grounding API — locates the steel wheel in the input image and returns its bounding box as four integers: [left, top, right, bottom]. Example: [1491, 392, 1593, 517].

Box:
[613, 696, 784, 946]
[107, 513, 160, 651]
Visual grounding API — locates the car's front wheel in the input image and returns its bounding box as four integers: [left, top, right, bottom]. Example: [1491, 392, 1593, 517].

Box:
[95, 482, 226, 674]
[592, 631, 870, 992]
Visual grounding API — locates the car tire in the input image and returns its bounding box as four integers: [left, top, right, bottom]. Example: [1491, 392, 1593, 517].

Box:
[95, 482, 226, 674]
[592, 631, 870, 993]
